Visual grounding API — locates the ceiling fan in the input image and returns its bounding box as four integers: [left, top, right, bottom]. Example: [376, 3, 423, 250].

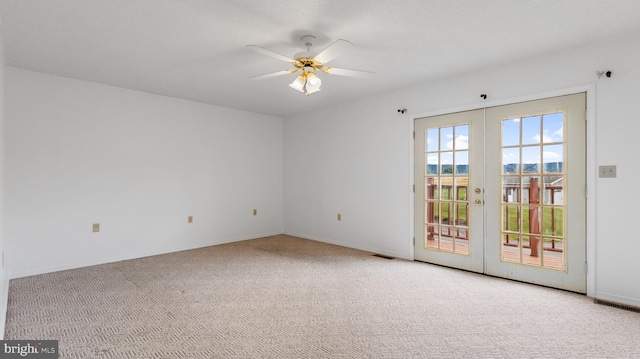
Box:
[246, 35, 374, 96]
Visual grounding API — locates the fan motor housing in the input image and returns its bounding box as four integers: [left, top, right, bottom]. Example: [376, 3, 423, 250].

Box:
[293, 57, 324, 71]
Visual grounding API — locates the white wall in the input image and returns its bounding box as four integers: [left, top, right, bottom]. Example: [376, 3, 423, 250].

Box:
[6, 68, 283, 278]
[283, 96, 410, 258]
[284, 30, 640, 307]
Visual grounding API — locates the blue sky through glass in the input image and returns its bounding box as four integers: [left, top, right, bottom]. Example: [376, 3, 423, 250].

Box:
[502, 112, 564, 173]
[454, 125, 469, 150]
[522, 116, 540, 145]
[502, 119, 519, 146]
[542, 112, 563, 143]
[427, 128, 438, 152]
[426, 125, 471, 175]
[440, 127, 453, 151]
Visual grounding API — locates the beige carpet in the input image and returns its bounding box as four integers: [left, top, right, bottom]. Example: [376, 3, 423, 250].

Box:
[4, 235, 640, 358]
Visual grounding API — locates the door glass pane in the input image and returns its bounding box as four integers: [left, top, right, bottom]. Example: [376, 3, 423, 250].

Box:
[426, 224, 438, 249]
[423, 123, 471, 256]
[502, 176, 521, 203]
[502, 119, 520, 146]
[427, 128, 439, 152]
[521, 176, 540, 204]
[440, 127, 453, 150]
[521, 206, 540, 235]
[455, 151, 469, 175]
[522, 147, 540, 174]
[502, 205, 520, 232]
[441, 202, 451, 224]
[543, 238, 564, 269]
[522, 115, 540, 145]
[543, 145, 563, 173]
[425, 201, 436, 224]
[542, 207, 563, 236]
[542, 180, 563, 205]
[455, 125, 469, 150]
[455, 178, 468, 201]
[502, 148, 520, 174]
[439, 226, 454, 252]
[502, 233, 520, 263]
[455, 203, 468, 227]
[542, 112, 563, 143]
[440, 152, 453, 175]
[426, 153, 438, 175]
[440, 180, 452, 200]
[454, 202, 469, 255]
[522, 235, 542, 266]
[425, 177, 437, 200]
[500, 111, 567, 271]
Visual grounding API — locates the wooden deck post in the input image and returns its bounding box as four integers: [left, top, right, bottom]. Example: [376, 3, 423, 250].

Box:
[529, 178, 540, 257]
[427, 178, 435, 240]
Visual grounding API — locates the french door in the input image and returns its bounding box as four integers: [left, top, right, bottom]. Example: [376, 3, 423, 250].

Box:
[414, 109, 485, 273]
[414, 93, 586, 293]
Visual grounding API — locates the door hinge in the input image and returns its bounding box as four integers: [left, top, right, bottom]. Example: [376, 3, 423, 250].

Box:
[584, 262, 588, 274]
[413, 184, 415, 193]
[413, 237, 415, 246]
[413, 131, 415, 139]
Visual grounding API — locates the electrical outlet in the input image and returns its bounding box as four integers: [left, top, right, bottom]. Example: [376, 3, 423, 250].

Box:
[188, 216, 193, 223]
[599, 165, 616, 178]
[253, 209, 257, 216]
[92, 223, 100, 232]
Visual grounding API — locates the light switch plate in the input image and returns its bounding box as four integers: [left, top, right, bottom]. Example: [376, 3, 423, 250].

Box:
[599, 165, 616, 178]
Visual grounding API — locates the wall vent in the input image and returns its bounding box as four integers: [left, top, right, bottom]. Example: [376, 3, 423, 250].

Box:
[372, 254, 394, 260]
[594, 299, 640, 314]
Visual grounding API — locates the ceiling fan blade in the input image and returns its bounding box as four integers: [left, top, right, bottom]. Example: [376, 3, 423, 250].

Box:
[246, 45, 296, 63]
[325, 67, 374, 79]
[249, 69, 297, 80]
[314, 39, 354, 64]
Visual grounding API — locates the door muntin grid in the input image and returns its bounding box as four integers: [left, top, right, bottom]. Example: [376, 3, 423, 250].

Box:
[500, 111, 567, 271]
[425, 124, 470, 255]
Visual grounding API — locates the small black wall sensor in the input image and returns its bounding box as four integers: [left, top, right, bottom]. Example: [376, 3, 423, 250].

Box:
[597, 70, 612, 79]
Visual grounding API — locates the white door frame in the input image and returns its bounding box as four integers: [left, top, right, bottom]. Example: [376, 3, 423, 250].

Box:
[408, 85, 596, 297]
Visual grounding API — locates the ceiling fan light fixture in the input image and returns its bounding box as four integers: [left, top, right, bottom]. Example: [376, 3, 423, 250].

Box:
[289, 75, 306, 92]
[307, 73, 320, 86]
[304, 73, 321, 95]
[289, 70, 322, 96]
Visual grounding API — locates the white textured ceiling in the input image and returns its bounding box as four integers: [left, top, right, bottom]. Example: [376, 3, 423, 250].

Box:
[1, 0, 640, 118]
